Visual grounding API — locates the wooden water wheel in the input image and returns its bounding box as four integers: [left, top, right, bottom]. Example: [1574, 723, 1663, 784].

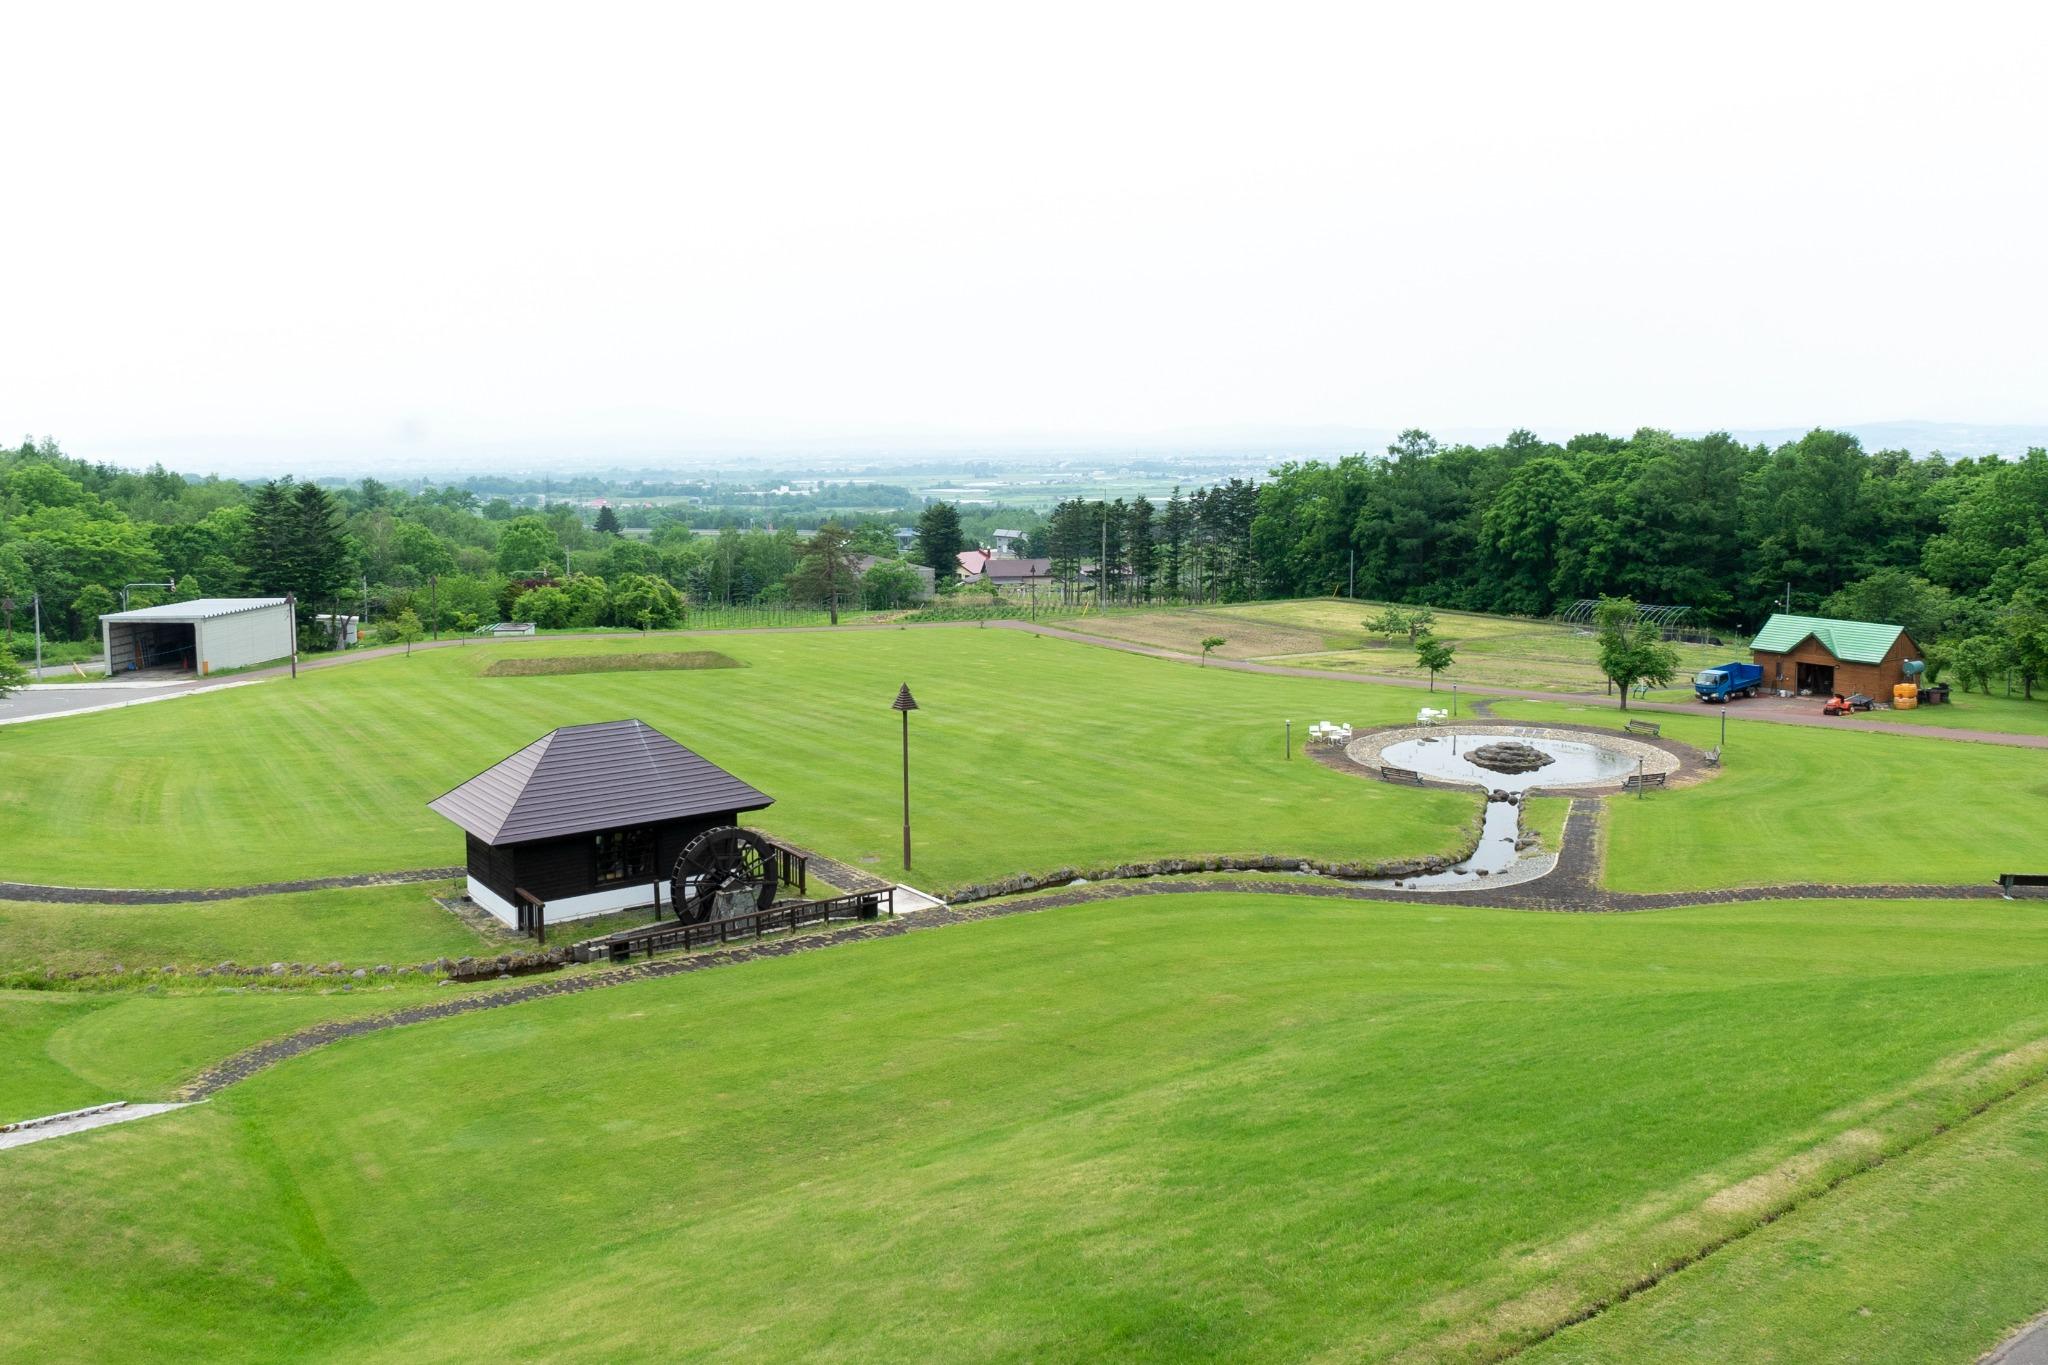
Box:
[671, 826, 776, 924]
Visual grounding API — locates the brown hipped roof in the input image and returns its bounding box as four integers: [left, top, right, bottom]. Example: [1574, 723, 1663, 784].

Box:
[428, 719, 772, 846]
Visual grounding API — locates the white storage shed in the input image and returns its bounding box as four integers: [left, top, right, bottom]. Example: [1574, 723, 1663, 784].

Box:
[101, 597, 294, 676]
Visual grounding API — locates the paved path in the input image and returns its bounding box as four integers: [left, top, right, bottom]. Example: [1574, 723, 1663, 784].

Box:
[1987, 1315, 2048, 1365]
[0, 1102, 197, 1150]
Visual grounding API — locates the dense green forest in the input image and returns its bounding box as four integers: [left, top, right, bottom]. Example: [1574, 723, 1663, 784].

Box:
[2, 428, 2043, 691]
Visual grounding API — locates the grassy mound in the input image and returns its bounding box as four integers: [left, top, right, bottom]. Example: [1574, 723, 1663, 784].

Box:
[481, 650, 742, 677]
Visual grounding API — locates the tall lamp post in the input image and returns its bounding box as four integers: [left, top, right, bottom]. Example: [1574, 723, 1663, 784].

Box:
[893, 683, 919, 871]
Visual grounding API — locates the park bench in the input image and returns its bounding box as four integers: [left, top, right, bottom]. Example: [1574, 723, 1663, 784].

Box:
[1624, 719, 1661, 738]
[1999, 874, 2048, 900]
[1416, 707, 1448, 727]
[1620, 771, 1667, 791]
[1379, 765, 1424, 786]
[1703, 746, 1721, 768]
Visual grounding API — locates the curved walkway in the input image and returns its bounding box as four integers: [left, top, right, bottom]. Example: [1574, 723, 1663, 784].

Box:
[170, 802, 2025, 1099]
[0, 868, 461, 904]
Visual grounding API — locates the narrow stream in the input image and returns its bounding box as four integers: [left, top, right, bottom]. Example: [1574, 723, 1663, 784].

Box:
[1351, 732, 1631, 893]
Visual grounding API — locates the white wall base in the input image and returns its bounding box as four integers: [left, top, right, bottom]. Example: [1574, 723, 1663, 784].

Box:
[466, 876, 660, 928]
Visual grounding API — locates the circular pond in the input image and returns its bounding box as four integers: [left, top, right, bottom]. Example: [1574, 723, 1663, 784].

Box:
[1373, 728, 1668, 792]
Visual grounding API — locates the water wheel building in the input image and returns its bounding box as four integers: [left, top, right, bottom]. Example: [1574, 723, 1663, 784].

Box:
[429, 719, 774, 926]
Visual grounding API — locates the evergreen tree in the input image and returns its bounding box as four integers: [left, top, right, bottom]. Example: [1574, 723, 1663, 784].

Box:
[786, 522, 863, 625]
[1045, 499, 1092, 604]
[593, 504, 623, 535]
[1098, 499, 1127, 604]
[1125, 496, 1157, 601]
[914, 502, 965, 584]
[1160, 489, 1188, 600]
[242, 479, 297, 595]
[291, 482, 351, 617]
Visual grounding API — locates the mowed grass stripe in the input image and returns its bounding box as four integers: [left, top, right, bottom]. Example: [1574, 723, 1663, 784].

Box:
[6, 894, 2048, 1360]
[0, 631, 1474, 890]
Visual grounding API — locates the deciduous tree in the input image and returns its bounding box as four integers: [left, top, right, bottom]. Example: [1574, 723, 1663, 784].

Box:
[1594, 596, 1679, 709]
[1415, 633, 1455, 691]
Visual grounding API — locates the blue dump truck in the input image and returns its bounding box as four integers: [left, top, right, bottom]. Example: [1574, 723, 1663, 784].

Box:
[1694, 661, 1764, 702]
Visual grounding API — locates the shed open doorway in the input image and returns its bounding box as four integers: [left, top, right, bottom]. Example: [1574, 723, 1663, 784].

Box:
[104, 618, 197, 674]
[1797, 660, 1835, 694]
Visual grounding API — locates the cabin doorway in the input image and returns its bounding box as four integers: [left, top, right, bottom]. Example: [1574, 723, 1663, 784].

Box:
[1796, 661, 1835, 695]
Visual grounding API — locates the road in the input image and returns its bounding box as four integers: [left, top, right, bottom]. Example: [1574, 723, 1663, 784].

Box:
[6, 619, 2046, 750]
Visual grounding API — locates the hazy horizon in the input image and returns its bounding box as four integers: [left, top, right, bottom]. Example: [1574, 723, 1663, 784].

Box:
[9, 3, 2046, 479]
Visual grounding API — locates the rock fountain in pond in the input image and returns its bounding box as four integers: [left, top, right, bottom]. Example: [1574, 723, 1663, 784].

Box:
[1463, 740, 1556, 776]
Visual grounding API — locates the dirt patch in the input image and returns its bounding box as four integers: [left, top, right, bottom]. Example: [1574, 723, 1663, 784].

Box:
[1054, 610, 1327, 660]
[483, 651, 743, 677]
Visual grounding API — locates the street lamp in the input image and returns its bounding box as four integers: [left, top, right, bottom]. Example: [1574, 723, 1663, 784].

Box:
[893, 684, 919, 871]
[121, 579, 176, 610]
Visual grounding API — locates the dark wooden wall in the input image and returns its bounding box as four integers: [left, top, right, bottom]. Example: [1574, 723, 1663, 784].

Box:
[469, 811, 740, 904]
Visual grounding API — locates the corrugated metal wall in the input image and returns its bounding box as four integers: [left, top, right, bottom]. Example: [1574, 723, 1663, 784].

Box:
[194, 606, 294, 674]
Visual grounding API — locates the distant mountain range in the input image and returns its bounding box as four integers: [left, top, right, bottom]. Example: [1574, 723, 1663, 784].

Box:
[86, 419, 2048, 480]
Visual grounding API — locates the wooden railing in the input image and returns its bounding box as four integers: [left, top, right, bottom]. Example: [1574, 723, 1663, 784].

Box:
[573, 887, 894, 964]
[514, 887, 547, 945]
[763, 839, 808, 898]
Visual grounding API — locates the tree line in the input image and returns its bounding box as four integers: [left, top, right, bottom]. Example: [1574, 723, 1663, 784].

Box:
[3, 426, 2044, 695]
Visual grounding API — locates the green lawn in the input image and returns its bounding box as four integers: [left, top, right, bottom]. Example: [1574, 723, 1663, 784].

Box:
[1530, 1080, 2048, 1364]
[1853, 689, 2048, 738]
[5, 893, 2048, 1361]
[0, 881, 490, 977]
[1490, 699, 2048, 891]
[0, 986, 446, 1124]
[0, 630, 1475, 892]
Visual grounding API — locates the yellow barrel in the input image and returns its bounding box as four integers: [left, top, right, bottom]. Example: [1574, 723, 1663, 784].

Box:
[1894, 682, 1918, 710]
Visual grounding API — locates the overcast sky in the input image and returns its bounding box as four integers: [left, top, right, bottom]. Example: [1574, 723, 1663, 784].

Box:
[7, 1, 2046, 475]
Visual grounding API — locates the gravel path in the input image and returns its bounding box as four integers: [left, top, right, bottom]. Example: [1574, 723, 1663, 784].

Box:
[0, 868, 461, 904]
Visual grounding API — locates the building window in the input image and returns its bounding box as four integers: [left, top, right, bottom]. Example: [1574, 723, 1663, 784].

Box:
[594, 827, 655, 884]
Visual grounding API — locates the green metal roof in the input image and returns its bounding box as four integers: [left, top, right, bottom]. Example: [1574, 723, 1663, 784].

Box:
[1749, 613, 1905, 664]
